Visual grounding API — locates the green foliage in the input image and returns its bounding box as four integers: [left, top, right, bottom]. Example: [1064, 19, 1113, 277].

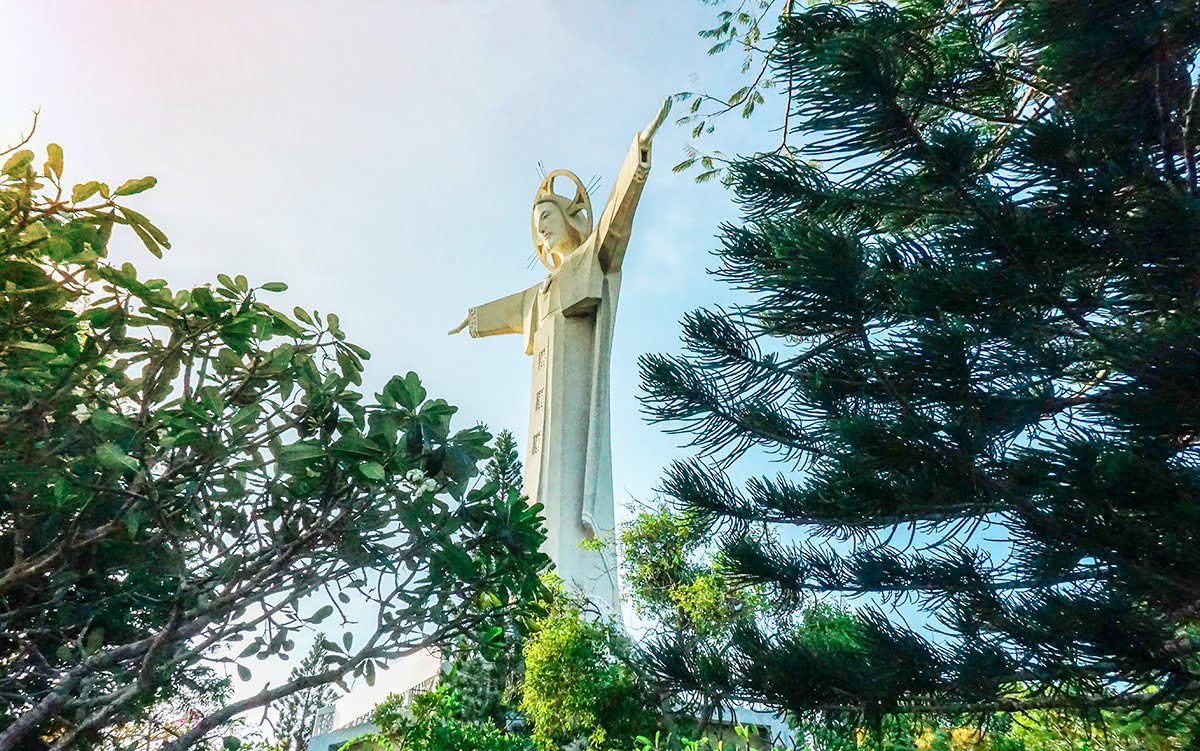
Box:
[273, 641, 337, 751]
[673, 0, 787, 183]
[633, 724, 784, 751]
[779, 704, 1199, 751]
[620, 505, 778, 737]
[1008, 703, 1198, 751]
[369, 685, 533, 751]
[0, 138, 549, 751]
[621, 504, 764, 643]
[485, 429, 524, 499]
[644, 0, 1200, 720]
[428, 428, 533, 732]
[438, 634, 527, 733]
[520, 584, 658, 750]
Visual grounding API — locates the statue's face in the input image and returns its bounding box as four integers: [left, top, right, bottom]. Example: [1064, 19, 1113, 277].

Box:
[535, 201, 574, 254]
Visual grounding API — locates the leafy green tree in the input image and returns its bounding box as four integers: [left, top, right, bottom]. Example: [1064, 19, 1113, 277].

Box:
[622, 505, 764, 644]
[0, 138, 549, 751]
[643, 0, 1200, 719]
[272, 642, 336, 751]
[368, 684, 533, 751]
[519, 583, 658, 751]
[619, 505, 766, 731]
[104, 672, 235, 751]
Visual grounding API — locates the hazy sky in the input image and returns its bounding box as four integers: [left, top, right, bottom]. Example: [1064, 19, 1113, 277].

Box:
[2, 0, 781, 513]
[1, 0, 784, 705]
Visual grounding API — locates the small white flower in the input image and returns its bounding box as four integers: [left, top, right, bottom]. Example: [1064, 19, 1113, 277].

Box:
[405, 469, 425, 484]
[72, 404, 90, 421]
[419, 478, 439, 495]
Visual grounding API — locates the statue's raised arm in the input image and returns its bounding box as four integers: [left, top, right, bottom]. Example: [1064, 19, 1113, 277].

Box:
[594, 98, 671, 273]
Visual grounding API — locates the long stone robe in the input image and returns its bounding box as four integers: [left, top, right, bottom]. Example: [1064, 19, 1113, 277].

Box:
[466, 134, 651, 611]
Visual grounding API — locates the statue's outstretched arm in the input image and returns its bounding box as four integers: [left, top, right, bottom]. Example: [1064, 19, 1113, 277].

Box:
[450, 283, 539, 339]
[596, 97, 672, 272]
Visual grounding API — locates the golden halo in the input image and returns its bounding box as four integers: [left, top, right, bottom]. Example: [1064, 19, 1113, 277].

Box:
[531, 169, 593, 271]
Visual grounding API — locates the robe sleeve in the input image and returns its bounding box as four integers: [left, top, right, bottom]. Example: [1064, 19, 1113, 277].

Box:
[594, 133, 652, 273]
[468, 283, 538, 338]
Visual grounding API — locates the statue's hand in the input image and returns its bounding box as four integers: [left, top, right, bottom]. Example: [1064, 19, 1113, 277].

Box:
[639, 97, 673, 146]
[448, 315, 468, 336]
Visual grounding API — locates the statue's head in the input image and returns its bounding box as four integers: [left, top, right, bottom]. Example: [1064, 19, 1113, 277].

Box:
[531, 170, 592, 270]
[535, 196, 587, 262]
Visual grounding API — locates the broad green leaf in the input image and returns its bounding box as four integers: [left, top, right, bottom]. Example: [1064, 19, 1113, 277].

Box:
[197, 385, 224, 414]
[17, 222, 48, 246]
[2, 149, 34, 176]
[269, 310, 305, 336]
[216, 347, 243, 372]
[45, 143, 63, 178]
[114, 176, 156, 196]
[307, 605, 334, 623]
[441, 545, 475, 578]
[230, 405, 259, 428]
[236, 665, 251, 682]
[71, 181, 102, 203]
[119, 207, 170, 251]
[261, 281, 288, 292]
[121, 211, 162, 258]
[321, 638, 343, 654]
[276, 443, 325, 462]
[96, 443, 139, 473]
[11, 341, 55, 354]
[90, 410, 135, 434]
[331, 434, 379, 460]
[358, 461, 385, 480]
[386, 371, 426, 411]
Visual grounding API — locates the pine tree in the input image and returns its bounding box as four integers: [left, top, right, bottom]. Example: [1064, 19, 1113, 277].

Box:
[642, 0, 1200, 718]
[273, 642, 336, 751]
[485, 429, 524, 499]
[439, 428, 526, 731]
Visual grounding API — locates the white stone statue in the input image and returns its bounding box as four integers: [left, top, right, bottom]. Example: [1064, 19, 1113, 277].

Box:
[450, 100, 671, 611]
